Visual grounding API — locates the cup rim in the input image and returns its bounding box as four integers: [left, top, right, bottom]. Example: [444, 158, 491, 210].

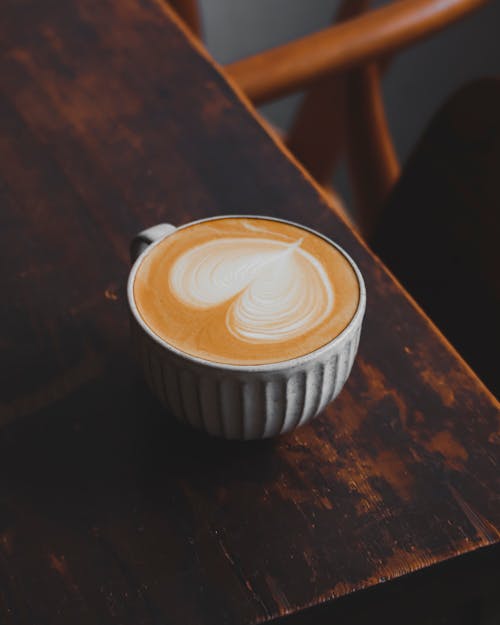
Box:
[127, 215, 366, 372]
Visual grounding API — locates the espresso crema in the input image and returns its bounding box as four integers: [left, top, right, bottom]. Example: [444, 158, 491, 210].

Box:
[133, 217, 359, 365]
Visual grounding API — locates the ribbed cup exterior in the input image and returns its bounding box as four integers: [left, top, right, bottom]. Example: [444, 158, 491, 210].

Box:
[130, 315, 363, 440]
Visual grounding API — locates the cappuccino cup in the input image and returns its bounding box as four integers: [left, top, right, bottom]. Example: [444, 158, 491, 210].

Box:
[128, 216, 366, 440]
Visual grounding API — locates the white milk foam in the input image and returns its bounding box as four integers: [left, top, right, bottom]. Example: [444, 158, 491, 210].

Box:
[169, 237, 334, 343]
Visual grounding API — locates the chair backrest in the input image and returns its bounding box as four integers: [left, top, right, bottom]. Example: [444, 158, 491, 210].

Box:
[169, 0, 490, 237]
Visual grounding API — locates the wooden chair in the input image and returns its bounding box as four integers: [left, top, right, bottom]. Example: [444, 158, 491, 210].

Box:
[168, 0, 490, 238]
[169, 0, 498, 395]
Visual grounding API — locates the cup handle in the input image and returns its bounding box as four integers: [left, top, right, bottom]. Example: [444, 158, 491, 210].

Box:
[130, 223, 177, 263]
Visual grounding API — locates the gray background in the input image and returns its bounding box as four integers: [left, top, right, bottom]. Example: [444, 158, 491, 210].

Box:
[200, 0, 500, 203]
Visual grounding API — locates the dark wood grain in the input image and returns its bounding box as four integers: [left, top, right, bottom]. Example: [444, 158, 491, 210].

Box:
[0, 1, 498, 624]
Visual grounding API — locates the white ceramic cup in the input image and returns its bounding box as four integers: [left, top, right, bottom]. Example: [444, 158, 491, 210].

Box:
[128, 216, 366, 440]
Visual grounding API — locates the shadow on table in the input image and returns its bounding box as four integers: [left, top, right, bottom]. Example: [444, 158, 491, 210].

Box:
[0, 356, 281, 513]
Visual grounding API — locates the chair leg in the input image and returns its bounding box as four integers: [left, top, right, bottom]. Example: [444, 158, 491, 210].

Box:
[344, 61, 400, 238]
[286, 76, 347, 186]
[285, 0, 371, 186]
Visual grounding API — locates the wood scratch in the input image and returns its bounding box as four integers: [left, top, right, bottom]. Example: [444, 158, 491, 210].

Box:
[104, 286, 119, 301]
[217, 536, 235, 567]
[449, 485, 500, 543]
[49, 552, 69, 577]
[49, 553, 82, 596]
[0, 531, 13, 556]
[265, 574, 291, 612]
[216, 537, 271, 619]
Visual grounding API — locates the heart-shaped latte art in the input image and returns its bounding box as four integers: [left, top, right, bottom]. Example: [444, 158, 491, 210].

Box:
[169, 237, 334, 343]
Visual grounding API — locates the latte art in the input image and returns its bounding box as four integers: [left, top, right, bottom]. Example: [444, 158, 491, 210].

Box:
[170, 237, 334, 344]
[134, 218, 359, 365]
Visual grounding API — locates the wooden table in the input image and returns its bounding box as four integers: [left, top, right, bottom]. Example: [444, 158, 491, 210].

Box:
[1, 1, 498, 623]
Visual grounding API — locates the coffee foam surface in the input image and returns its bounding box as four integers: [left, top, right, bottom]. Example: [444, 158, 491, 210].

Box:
[134, 218, 359, 365]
